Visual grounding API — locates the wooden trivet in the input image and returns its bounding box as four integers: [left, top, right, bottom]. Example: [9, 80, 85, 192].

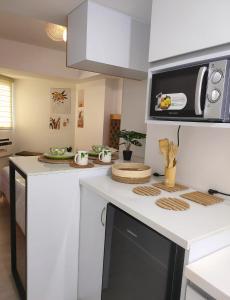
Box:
[133, 186, 161, 196]
[38, 155, 73, 164]
[112, 174, 151, 184]
[93, 159, 114, 165]
[156, 198, 190, 211]
[180, 191, 223, 206]
[153, 182, 188, 192]
[69, 162, 94, 169]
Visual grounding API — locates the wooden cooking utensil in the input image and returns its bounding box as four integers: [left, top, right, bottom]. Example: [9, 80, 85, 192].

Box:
[168, 142, 178, 168]
[159, 139, 169, 167]
[158, 139, 178, 188]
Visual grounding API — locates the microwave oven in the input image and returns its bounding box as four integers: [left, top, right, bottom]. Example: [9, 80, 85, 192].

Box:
[149, 60, 230, 122]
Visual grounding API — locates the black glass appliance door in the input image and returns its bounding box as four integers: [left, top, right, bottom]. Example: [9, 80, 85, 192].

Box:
[102, 204, 184, 300]
[10, 162, 27, 300]
[150, 65, 208, 119]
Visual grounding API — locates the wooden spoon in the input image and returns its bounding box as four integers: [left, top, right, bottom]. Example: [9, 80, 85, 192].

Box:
[159, 139, 169, 167]
[168, 142, 175, 168]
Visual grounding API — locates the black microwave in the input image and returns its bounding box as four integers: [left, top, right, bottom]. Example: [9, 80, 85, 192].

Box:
[149, 60, 230, 122]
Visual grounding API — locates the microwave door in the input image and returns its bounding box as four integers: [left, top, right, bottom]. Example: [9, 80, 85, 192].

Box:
[150, 65, 208, 120]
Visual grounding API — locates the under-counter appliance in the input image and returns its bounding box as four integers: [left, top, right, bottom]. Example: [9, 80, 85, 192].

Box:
[101, 204, 185, 300]
[149, 60, 230, 122]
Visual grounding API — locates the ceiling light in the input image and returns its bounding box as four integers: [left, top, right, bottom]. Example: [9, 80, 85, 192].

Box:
[45, 23, 67, 42]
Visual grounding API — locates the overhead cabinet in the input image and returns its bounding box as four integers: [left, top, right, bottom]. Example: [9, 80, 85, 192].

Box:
[149, 0, 230, 62]
[67, 0, 149, 80]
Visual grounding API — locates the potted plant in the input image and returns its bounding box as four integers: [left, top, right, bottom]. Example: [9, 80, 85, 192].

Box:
[119, 130, 146, 161]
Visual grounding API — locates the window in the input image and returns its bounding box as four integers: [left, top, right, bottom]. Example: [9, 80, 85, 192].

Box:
[0, 76, 13, 129]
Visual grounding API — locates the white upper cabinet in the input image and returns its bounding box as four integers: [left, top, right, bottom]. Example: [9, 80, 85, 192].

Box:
[67, 1, 150, 80]
[149, 0, 230, 62]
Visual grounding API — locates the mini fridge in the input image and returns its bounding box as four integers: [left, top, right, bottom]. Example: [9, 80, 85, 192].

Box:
[102, 204, 185, 300]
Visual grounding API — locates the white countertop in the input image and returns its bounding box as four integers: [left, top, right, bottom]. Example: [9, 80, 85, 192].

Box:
[9, 155, 144, 176]
[185, 246, 230, 300]
[9, 156, 112, 176]
[80, 175, 230, 250]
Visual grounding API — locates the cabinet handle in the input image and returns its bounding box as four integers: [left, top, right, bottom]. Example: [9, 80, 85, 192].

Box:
[101, 207, 106, 226]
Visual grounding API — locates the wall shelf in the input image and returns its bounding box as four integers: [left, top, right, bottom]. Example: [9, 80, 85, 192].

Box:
[146, 119, 230, 129]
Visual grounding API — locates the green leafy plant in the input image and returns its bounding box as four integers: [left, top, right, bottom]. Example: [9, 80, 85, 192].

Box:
[119, 130, 146, 151]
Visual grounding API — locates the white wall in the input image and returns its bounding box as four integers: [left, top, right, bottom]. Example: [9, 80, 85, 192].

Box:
[75, 78, 123, 150]
[120, 79, 147, 158]
[103, 78, 123, 145]
[15, 78, 76, 153]
[75, 79, 106, 150]
[0, 37, 90, 168]
[145, 124, 230, 193]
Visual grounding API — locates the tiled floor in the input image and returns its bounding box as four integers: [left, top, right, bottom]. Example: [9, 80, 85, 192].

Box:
[0, 198, 20, 300]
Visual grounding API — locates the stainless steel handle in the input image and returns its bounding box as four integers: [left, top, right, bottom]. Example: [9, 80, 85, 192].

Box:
[101, 207, 106, 226]
[195, 66, 207, 115]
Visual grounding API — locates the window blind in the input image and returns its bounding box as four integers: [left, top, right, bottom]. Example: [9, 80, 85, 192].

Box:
[0, 76, 13, 129]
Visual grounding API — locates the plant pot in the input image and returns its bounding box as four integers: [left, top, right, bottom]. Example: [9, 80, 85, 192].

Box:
[123, 150, 133, 161]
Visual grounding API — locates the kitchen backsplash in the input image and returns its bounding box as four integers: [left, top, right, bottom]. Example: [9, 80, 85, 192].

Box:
[145, 123, 230, 193]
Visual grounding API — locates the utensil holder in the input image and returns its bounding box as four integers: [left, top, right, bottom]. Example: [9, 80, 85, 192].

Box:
[165, 166, 176, 188]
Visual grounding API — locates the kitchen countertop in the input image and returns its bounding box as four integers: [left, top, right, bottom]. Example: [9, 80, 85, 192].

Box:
[9, 156, 110, 176]
[185, 246, 230, 300]
[80, 175, 230, 250]
[9, 155, 143, 176]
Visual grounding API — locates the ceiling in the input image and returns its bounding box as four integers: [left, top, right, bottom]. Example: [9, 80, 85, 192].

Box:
[0, 12, 66, 51]
[0, 0, 152, 25]
[0, 0, 152, 79]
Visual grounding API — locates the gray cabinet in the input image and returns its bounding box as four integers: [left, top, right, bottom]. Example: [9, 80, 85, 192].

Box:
[149, 0, 230, 62]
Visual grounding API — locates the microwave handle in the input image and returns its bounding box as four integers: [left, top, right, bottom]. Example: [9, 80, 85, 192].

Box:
[195, 66, 207, 115]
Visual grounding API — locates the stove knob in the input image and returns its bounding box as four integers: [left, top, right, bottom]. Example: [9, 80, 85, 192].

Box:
[211, 71, 223, 84]
[208, 89, 221, 103]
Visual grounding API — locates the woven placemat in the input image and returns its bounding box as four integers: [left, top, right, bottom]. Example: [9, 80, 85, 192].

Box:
[133, 186, 161, 196]
[111, 174, 151, 184]
[156, 198, 190, 211]
[94, 159, 114, 165]
[153, 182, 188, 192]
[69, 162, 94, 169]
[38, 155, 73, 164]
[181, 191, 223, 206]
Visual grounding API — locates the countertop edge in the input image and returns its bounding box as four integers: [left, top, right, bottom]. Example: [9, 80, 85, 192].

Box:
[185, 262, 230, 300]
[80, 178, 190, 249]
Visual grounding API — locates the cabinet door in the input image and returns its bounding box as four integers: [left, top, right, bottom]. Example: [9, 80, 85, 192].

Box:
[186, 285, 207, 300]
[149, 0, 230, 62]
[78, 186, 108, 300]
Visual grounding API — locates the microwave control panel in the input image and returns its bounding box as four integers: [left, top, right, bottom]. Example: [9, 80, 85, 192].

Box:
[204, 60, 230, 120]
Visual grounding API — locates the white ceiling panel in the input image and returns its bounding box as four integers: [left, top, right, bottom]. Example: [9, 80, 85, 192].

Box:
[0, 0, 152, 25]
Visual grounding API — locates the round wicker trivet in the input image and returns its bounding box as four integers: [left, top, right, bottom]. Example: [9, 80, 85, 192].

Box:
[156, 198, 190, 211]
[111, 174, 151, 184]
[69, 162, 94, 169]
[133, 186, 161, 196]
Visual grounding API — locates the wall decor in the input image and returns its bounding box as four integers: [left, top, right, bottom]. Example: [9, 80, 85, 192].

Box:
[49, 116, 61, 130]
[62, 117, 70, 128]
[49, 115, 70, 130]
[50, 88, 71, 114]
[109, 114, 121, 149]
[77, 89, 85, 128]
